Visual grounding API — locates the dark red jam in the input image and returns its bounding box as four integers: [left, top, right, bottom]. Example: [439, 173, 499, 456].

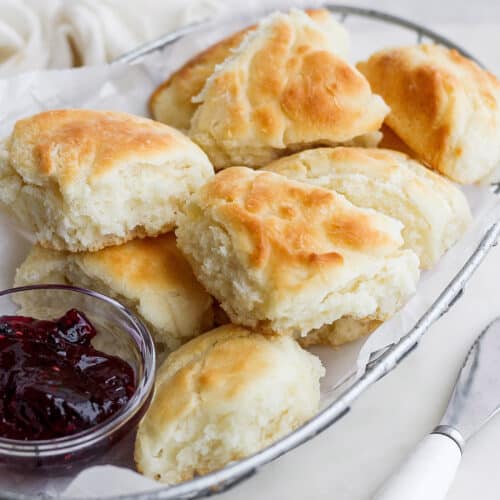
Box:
[0, 309, 135, 441]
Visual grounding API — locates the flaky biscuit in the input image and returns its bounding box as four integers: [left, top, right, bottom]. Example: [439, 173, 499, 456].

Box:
[358, 44, 500, 183]
[176, 167, 419, 337]
[299, 317, 381, 348]
[264, 147, 471, 268]
[0, 109, 213, 252]
[378, 124, 417, 157]
[135, 324, 324, 484]
[188, 9, 388, 169]
[149, 8, 350, 131]
[14, 234, 214, 351]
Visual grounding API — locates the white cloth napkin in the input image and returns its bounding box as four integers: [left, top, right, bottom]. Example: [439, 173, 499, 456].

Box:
[0, 0, 223, 76]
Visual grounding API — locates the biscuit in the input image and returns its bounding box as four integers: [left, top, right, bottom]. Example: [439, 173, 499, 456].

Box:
[299, 317, 381, 348]
[358, 44, 500, 183]
[0, 109, 214, 252]
[149, 8, 350, 131]
[188, 9, 388, 169]
[264, 147, 471, 268]
[14, 233, 214, 351]
[175, 167, 420, 337]
[134, 324, 324, 484]
[378, 125, 416, 157]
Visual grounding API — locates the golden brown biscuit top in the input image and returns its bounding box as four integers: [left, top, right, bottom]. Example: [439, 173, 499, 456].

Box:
[194, 167, 403, 283]
[149, 9, 342, 129]
[267, 146, 403, 176]
[189, 10, 386, 154]
[357, 44, 500, 180]
[359, 43, 500, 115]
[78, 232, 205, 297]
[264, 146, 464, 200]
[150, 325, 287, 425]
[149, 28, 251, 126]
[8, 109, 199, 187]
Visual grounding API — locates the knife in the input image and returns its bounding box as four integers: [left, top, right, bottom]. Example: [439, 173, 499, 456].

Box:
[373, 317, 500, 500]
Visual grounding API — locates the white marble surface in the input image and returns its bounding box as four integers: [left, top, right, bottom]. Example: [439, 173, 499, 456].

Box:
[213, 1, 500, 499]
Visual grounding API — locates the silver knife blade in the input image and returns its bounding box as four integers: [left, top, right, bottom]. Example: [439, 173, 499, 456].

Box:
[440, 317, 500, 441]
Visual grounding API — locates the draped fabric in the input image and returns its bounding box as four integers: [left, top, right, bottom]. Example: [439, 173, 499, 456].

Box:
[0, 0, 223, 76]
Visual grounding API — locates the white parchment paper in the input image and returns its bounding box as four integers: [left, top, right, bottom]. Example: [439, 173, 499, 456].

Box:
[0, 7, 499, 498]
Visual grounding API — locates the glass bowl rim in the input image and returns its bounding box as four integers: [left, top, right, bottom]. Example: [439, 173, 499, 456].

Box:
[0, 284, 156, 456]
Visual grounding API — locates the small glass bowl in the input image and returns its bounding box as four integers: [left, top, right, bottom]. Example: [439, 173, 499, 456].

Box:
[0, 284, 156, 471]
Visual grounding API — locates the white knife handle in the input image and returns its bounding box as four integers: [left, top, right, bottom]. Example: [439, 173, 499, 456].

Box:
[372, 431, 462, 500]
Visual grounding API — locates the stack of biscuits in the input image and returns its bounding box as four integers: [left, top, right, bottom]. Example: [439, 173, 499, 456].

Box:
[2, 7, 498, 486]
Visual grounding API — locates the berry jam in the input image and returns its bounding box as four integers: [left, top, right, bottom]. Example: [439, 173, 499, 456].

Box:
[0, 309, 136, 441]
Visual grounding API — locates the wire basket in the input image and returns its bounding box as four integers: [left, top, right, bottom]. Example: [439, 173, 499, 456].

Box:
[6, 4, 500, 500]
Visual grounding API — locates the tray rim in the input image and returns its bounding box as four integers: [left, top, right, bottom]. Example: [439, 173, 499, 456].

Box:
[4, 4, 500, 499]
